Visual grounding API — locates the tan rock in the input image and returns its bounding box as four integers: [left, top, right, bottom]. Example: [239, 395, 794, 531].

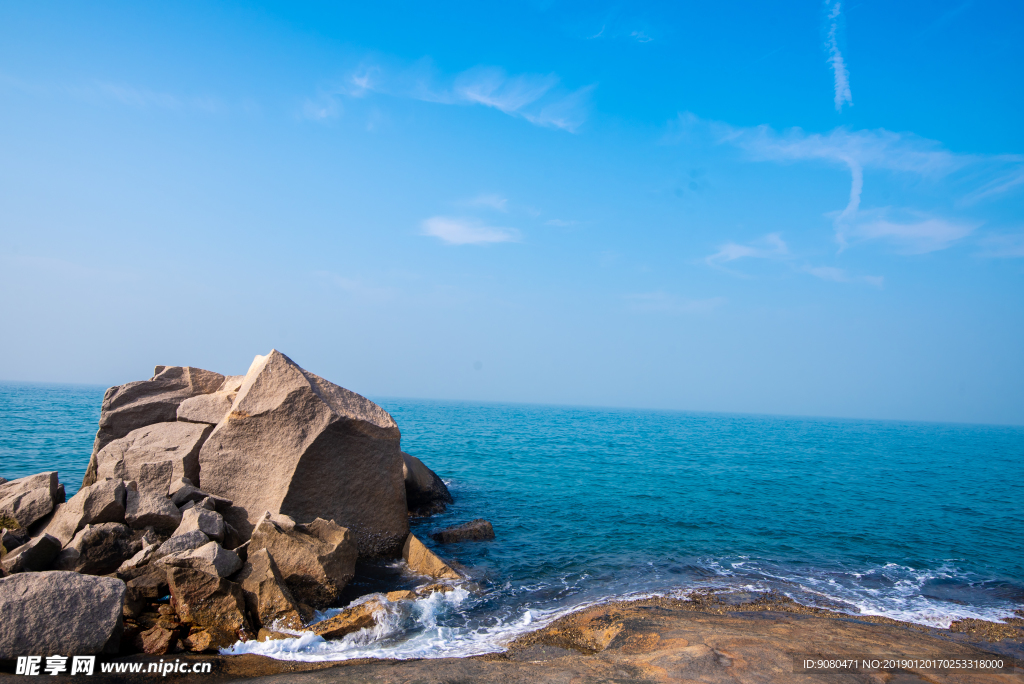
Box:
[248, 514, 357, 609]
[183, 629, 215, 652]
[44, 478, 126, 546]
[415, 583, 457, 596]
[137, 625, 175, 655]
[402, 534, 461, 580]
[386, 590, 416, 602]
[310, 599, 385, 640]
[95, 422, 212, 495]
[157, 541, 241, 578]
[125, 489, 181, 533]
[172, 506, 225, 543]
[257, 628, 291, 642]
[167, 566, 250, 648]
[176, 391, 234, 425]
[197, 350, 407, 556]
[0, 472, 59, 529]
[83, 366, 225, 488]
[236, 548, 310, 631]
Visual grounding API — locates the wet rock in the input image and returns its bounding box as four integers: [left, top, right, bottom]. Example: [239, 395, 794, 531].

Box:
[125, 489, 182, 533]
[0, 471, 59, 529]
[386, 590, 416, 601]
[153, 529, 210, 559]
[166, 566, 251, 649]
[402, 534, 461, 580]
[403, 452, 453, 516]
[53, 523, 135, 575]
[415, 583, 457, 596]
[248, 513, 357, 609]
[0, 533, 61, 574]
[183, 629, 215, 652]
[136, 625, 176, 655]
[172, 506, 225, 543]
[197, 350, 407, 556]
[44, 478, 126, 546]
[158, 541, 241, 578]
[0, 571, 125, 657]
[82, 366, 225, 488]
[235, 548, 310, 630]
[430, 519, 495, 544]
[95, 422, 213, 495]
[257, 628, 291, 642]
[310, 599, 385, 640]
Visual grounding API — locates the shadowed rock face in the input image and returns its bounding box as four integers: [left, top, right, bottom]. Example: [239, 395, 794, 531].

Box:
[82, 366, 224, 489]
[197, 350, 408, 557]
[403, 452, 453, 516]
[0, 471, 59, 529]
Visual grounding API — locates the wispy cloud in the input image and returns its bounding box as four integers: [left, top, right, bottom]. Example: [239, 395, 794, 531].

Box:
[976, 231, 1024, 258]
[844, 210, 977, 253]
[421, 216, 519, 245]
[706, 233, 789, 274]
[804, 265, 884, 287]
[625, 292, 725, 314]
[824, 1, 853, 112]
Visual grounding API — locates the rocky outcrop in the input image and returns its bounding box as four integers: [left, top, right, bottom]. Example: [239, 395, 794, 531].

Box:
[403, 452, 453, 516]
[402, 534, 462, 580]
[95, 422, 213, 494]
[0, 471, 59, 529]
[310, 598, 385, 640]
[166, 566, 251, 648]
[0, 571, 125, 657]
[44, 478, 126, 546]
[83, 366, 225, 488]
[0, 533, 61, 574]
[53, 523, 135, 575]
[430, 519, 495, 544]
[125, 488, 181, 533]
[197, 351, 408, 556]
[236, 548, 311, 630]
[248, 513, 357, 608]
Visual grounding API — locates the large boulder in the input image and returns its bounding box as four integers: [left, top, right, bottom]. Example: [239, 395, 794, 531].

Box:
[235, 548, 311, 630]
[430, 519, 495, 544]
[166, 567, 251, 648]
[82, 366, 225, 488]
[44, 478, 126, 546]
[53, 523, 135, 575]
[0, 534, 62, 574]
[125, 489, 181, 533]
[0, 472, 59, 529]
[403, 453, 453, 516]
[172, 506, 225, 543]
[158, 541, 241, 578]
[248, 513, 357, 608]
[94, 422, 213, 495]
[197, 351, 408, 556]
[0, 572, 125, 657]
[402, 534, 462, 580]
[152, 529, 210, 560]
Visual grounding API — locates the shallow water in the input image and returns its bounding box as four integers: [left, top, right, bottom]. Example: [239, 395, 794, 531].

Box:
[2, 383, 1022, 660]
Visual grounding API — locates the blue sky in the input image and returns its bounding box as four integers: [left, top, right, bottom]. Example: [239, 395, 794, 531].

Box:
[1, 1, 1022, 425]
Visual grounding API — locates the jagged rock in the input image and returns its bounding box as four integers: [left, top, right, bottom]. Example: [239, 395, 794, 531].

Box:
[402, 534, 462, 580]
[53, 523, 135, 575]
[95, 422, 213, 495]
[0, 471, 59, 529]
[183, 629, 215, 652]
[153, 529, 210, 559]
[403, 453, 453, 516]
[386, 590, 416, 601]
[158, 541, 241, 578]
[1, 528, 29, 553]
[172, 506, 225, 543]
[0, 571, 125, 657]
[169, 480, 232, 511]
[415, 583, 456, 596]
[119, 540, 161, 573]
[257, 628, 290, 642]
[198, 350, 408, 556]
[176, 391, 234, 425]
[166, 566, 251, 648]
[235, 548, 310, 630]
[430, 519, 496, 544]
[82, 366, 225, 488]
[310, 599, 385, 640]
[125, 489, 182, 533]
[248, 514, 357, 608]
[136, 625, 175, 655]
[123, 566, 169, 620]
[0, 534, 62, 574]
[44, 478, 126, 546]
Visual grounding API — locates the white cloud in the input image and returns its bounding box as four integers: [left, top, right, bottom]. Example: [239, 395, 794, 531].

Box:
[825, 1, 853, 111]
[625, 292, 725, 314]
[847, 211, 977, 253]
[706, 233, 788, 273]
[630, 30, 653, 43]
[421, 216, 518, 245]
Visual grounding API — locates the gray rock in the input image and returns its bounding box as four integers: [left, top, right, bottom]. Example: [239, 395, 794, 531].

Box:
[53, 523, 134, 575]
[248, 513, 357, 608]
[125, 489, 181, 533]
[173, 507, 225, 543]
[82, 366, 225, 489]
[95, 422, 213, 495]
[0, 533, 62, 574]
[152, 529, 209, 559]
[158, 541, 241, 578]
[169, 480, 232, 511]
[0, 571, 126, 657]
[198, 350, 408, 556]
[1, 528, 29, 553]
[430, 519, 495, 544]
[118, 540, 161, 573]
[176, 391, 234, 425]
[403, 452, 454, 516]
[44, 478, 126, 546]
[0, 471, 59, 529]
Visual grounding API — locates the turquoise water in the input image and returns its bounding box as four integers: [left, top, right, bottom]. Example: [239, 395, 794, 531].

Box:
[3, 382, 1023, 659]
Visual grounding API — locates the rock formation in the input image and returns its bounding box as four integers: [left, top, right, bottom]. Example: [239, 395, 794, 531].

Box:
[430, 519, 495, 543]
[403, 452, 453, 516]
[95, 422, 212, 494]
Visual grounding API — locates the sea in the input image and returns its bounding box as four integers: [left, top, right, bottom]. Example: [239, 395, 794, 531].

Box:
[2, 381, 1022, 661]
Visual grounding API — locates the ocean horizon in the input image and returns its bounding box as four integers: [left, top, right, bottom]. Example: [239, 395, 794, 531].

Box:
[2, 380, 1022, 661]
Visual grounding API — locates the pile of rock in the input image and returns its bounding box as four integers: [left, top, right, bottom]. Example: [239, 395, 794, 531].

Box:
[0, 350, 485, 660]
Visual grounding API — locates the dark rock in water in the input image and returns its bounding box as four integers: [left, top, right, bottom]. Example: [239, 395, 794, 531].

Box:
[0, 533, 62, 574]
[235, 547, 311, 630]
[44, 478, 126, 546]
[198, 350, 408, 557]
[0, 571, 125, 658]
[403, 452, 453, 516]
[166, 566, 251, 648]
[95, 422, 213, 495]
[430, 519, 496, 544]
[0, 471, 60, 529]
[53, 522, 135, 575]
[248, 513, 357, 609]
[82, 366, 225, 489]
